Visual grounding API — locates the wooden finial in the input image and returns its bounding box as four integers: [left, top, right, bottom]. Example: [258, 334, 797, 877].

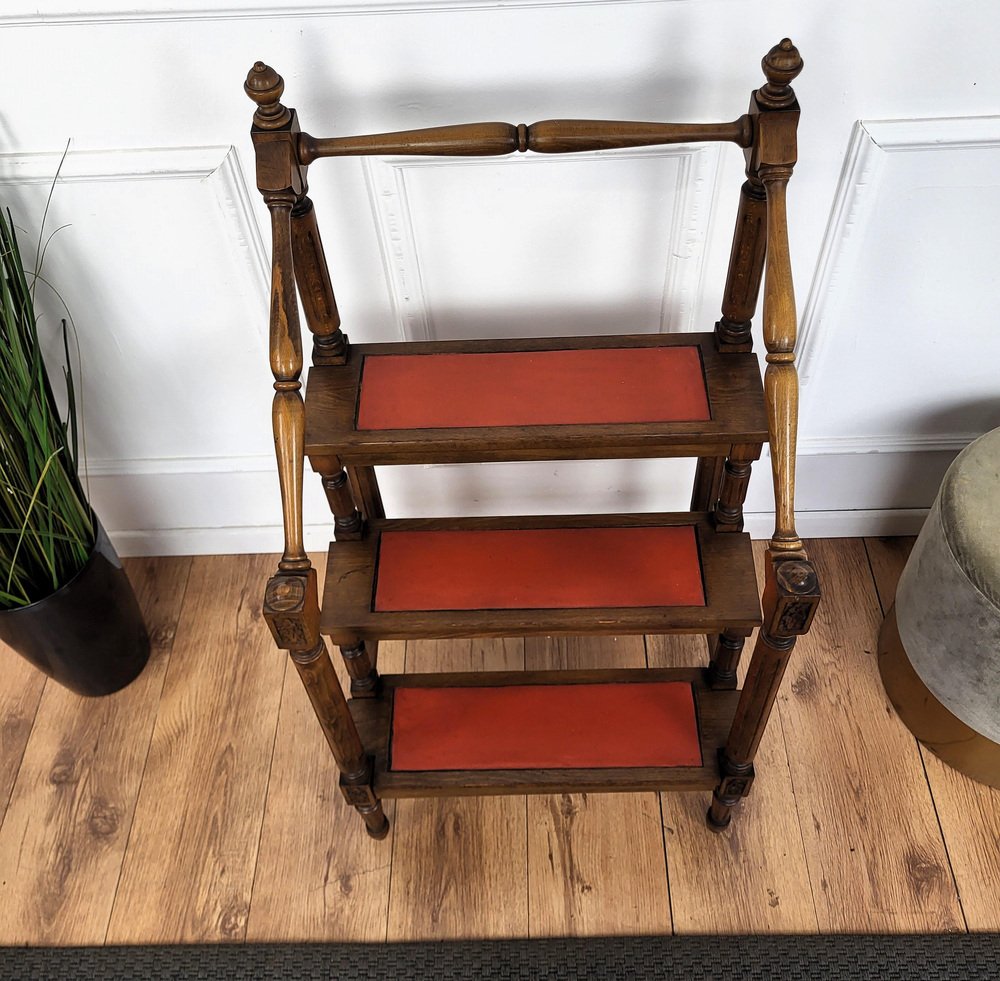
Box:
[757, 39, 803, 109]
[245, 62, 292, 129]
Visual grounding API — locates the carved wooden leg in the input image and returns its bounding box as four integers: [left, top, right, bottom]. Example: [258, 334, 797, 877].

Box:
[291, 640, 389, 838]
[707, 629, 747, 690]
[263, 569, 388, 839]
[291, 195, 349, 365]
[691, 456, 725, 512]
[347, 465, 386, 521]
[715, 179, 767, 353]
[312, 455, 364, 541]
[713, 443, 761, 532]
[708, 553, 820, 830]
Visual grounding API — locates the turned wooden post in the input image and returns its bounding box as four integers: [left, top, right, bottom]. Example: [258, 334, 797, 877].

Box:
[746, 38, 806, 560]
[308, 454, 380, 694]
[707, 629, 748, 691]
[265, 192, 311, 574]
[291, 195, 349, 365]
[715, 180, 768, 352]
[281, 80, 384, 527]
[248, 62, 387, 838]
[713, 442, 760, 533]
[761, 162, 803, 556]
[705, 441, 760, 675]
[697, 66, 772, 510]
[708, 40, 822, 830]
[310, 454, 364, 541]
[338, 638, 380, 699]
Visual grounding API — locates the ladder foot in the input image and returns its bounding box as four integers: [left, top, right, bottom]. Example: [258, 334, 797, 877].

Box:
[361, 805, 390, 839]
[706, 800, 733, 832]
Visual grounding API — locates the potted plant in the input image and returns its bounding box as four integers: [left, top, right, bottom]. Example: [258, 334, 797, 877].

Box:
[0, 198, 149, 696]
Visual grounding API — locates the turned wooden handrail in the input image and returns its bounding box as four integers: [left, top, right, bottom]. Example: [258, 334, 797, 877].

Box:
[761, 167, 804, 557]
[751, 40, 806, 559]
[299, 123, 519, 161]
[297, 117, 752, 163]
[265, 191, 310, 574]
[527, 118, 752, 153]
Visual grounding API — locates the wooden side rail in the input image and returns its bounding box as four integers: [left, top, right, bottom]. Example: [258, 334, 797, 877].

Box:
[297, 117, 753, 163]
[246, 62, 389, 838]
[708, 39, 824, 831]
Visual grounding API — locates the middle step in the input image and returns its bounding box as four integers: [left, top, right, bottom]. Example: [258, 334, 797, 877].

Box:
[321, 512, 761, 643]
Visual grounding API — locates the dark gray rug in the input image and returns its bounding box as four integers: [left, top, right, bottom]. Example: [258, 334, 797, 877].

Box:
[1, 934, 997, 980]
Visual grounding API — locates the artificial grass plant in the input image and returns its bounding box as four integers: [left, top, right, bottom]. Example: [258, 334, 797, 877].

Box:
[0, 188, 94, 610]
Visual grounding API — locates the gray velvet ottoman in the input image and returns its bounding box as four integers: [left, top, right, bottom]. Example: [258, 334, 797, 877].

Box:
[879, 427, 1000, 787]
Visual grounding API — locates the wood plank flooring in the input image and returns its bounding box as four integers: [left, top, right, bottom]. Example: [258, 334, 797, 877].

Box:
[1, 537, 998, 943]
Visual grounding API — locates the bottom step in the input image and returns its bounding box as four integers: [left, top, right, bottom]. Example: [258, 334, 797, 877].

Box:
[349, 668, 738, 798]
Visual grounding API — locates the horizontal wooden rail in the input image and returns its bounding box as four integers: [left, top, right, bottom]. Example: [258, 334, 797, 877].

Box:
[299, 123, 520, 161]
[527, 118, 751, 153]
[297, 117, 752, 163]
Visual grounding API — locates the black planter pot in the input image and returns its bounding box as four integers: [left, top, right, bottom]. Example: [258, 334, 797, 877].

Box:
[0, 518, 150, 697]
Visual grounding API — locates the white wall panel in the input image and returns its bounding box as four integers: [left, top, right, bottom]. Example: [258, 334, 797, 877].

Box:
[0, 146, 272, 469]
[2, 1, 1000, 553]
[800, 116, 1000, 449]
[365, 146, 719, 341]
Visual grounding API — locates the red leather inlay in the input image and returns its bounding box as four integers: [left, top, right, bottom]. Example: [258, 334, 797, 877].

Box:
[356, 346, 709, 430]
[374, 525, 705, 611]
[390, 681, 702, 771]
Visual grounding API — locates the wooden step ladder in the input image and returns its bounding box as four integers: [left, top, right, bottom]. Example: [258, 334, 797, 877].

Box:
[245, 38, 821, 841]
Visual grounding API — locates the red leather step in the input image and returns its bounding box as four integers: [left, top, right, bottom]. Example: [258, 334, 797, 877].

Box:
[390, 681, 702, 771]
[357, 346, 710, 430]
[306, 333, 768, 466]
[374, 525, 705, 612]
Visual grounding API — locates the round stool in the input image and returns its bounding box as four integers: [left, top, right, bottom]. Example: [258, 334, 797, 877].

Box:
[879, 427, 1000, 788]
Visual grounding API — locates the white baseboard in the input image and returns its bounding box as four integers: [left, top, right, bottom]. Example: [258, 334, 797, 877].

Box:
[110, 524, 331, 558]
[744, 509, 927, 542]
[109, 509, 928, 557]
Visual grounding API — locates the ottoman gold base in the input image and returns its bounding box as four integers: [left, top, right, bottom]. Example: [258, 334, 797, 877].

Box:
[879, 605, 1000, 789]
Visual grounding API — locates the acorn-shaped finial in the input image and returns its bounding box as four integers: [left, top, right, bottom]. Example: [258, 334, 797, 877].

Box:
[757, 38, 803, 109]
[245, 62, 292, 129]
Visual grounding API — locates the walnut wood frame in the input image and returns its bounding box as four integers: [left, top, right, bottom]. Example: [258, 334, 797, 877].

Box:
[248, 38, 820, 841]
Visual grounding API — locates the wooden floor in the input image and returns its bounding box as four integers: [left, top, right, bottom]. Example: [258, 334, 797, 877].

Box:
[1, 537, 997, 944]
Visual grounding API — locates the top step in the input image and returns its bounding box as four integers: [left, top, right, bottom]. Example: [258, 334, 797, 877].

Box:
[305, 333, 767, 466]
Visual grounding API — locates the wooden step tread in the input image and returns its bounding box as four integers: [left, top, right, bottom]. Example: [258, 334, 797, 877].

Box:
[305, 332, 767, 465]
[348, 668, 738, 798]
[321, 513, 761, 643]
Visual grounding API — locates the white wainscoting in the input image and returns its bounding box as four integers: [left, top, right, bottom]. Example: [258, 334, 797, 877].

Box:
[798, 115, 1000, 447]
[362, 146, 720, 341]
[3, 4, 1000, 553]
[0, 144, 276, 504]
